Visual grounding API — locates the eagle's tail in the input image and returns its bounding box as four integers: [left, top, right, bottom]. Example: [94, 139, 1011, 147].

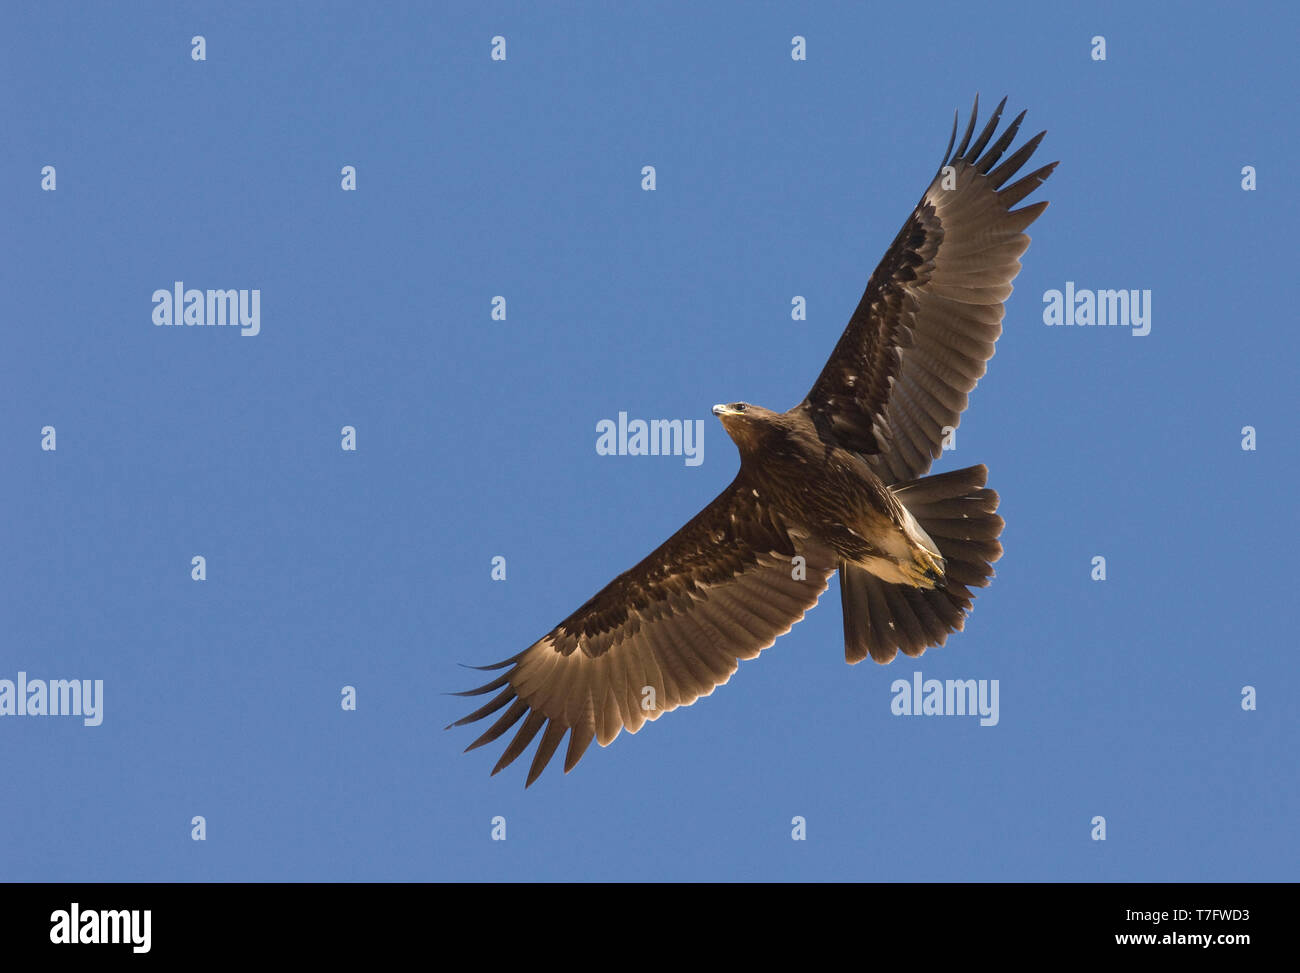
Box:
[840, 464, 1003, 664]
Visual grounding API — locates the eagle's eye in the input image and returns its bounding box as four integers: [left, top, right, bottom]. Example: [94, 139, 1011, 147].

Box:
[733, 403, 747, 413]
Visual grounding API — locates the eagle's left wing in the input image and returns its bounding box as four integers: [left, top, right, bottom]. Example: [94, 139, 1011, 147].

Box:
[797, 96, 1056, 484]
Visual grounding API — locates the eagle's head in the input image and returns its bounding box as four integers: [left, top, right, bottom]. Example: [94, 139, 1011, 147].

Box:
[712, 402, 782, 455]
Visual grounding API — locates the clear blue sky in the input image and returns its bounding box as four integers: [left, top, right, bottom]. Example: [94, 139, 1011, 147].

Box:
[3, 1, 1296, 882]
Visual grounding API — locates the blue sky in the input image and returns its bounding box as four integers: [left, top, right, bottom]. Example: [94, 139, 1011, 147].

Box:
[3, 1, 1296, 881]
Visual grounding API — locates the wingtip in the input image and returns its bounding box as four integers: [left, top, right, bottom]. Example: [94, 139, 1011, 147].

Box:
[459, 659, 514, 672]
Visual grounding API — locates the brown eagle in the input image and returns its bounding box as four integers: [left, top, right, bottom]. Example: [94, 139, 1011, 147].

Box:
[453, 96, 1055, 785]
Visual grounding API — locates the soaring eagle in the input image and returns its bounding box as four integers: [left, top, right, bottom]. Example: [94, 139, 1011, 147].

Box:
[453, 96, 1055, 785]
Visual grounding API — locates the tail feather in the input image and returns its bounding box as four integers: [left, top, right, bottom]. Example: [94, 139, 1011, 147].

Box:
[841, 464, 1003, 664]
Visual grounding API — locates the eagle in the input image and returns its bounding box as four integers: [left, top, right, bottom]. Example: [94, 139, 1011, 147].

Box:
[453, 96, 1055, 785]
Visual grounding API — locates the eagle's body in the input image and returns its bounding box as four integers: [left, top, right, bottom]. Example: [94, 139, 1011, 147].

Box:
[713, 403, 944, 590]
[453, 96, 1056, 785]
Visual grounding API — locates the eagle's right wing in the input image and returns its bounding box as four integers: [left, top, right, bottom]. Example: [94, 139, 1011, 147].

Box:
[450, 476, 837, 786]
